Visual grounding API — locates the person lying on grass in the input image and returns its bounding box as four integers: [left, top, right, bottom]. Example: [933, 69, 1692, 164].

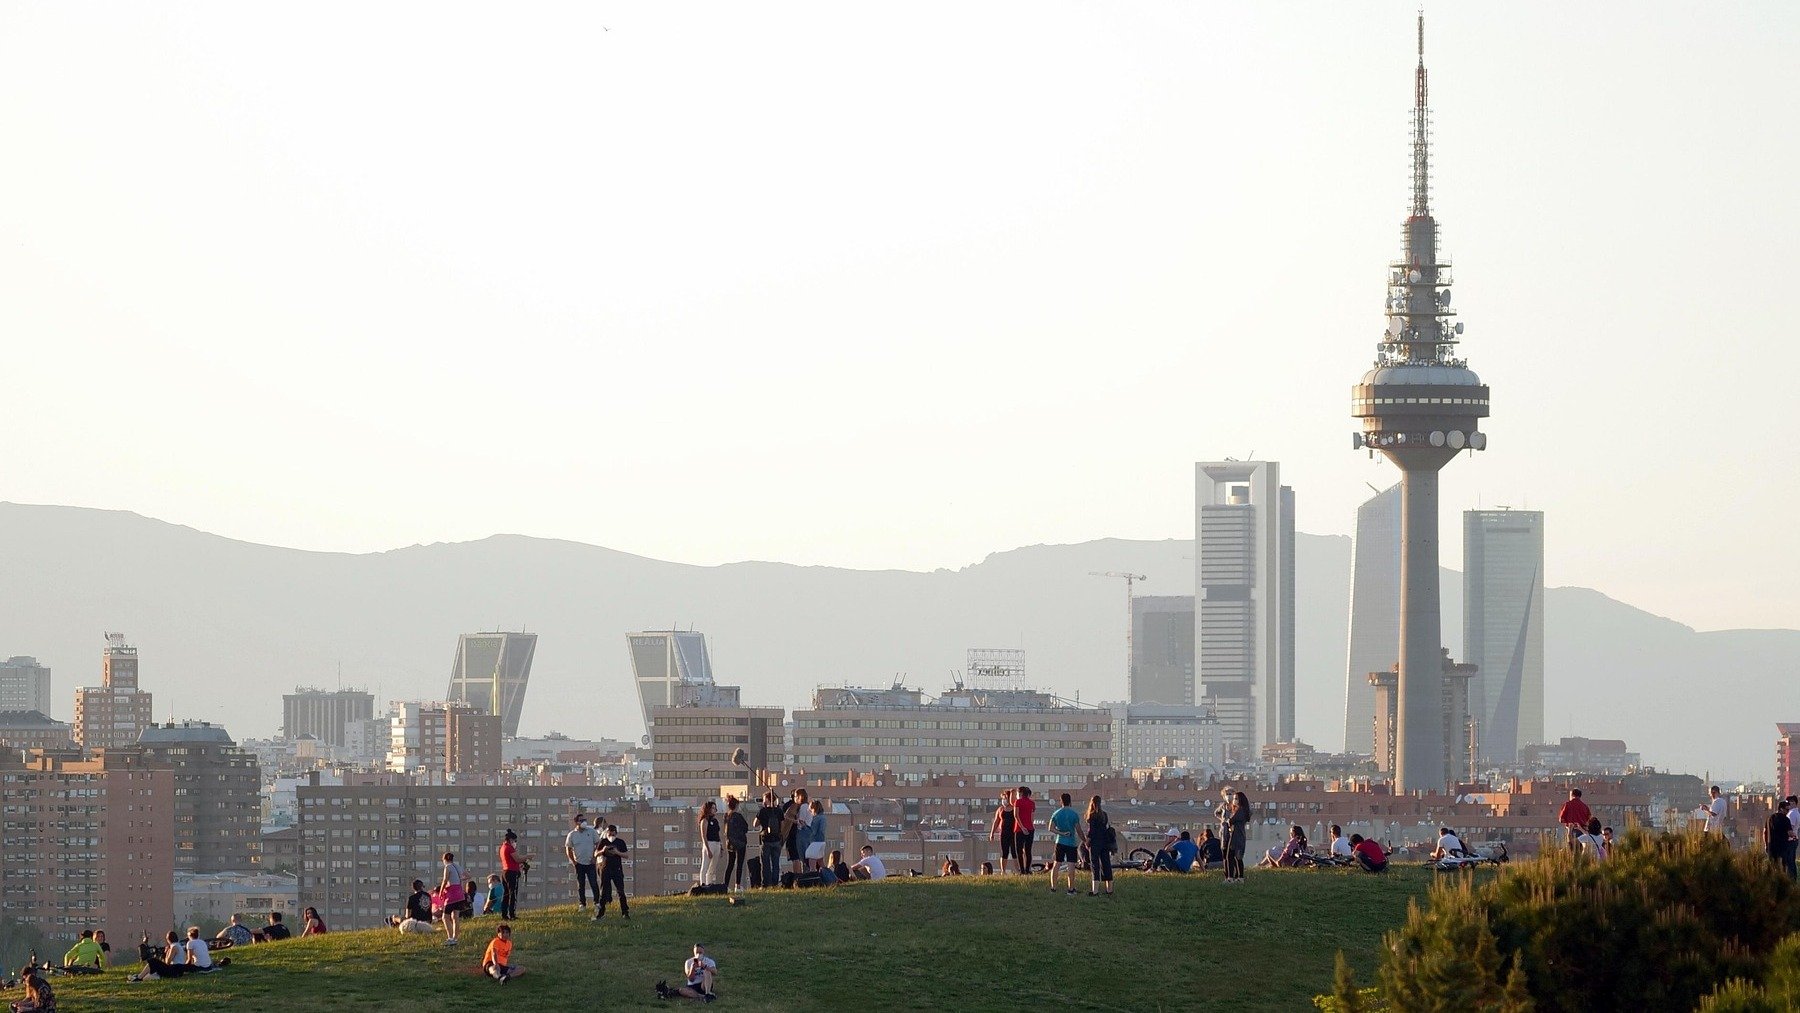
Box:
[656, 943, 718, 1002]
[481, 924, 524, 984]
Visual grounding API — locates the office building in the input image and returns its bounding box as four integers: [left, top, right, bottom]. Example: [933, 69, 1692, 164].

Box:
[1194, 462, 1294, 757]
[0, 749, 174, 941]
[386, 701, 501, 779]
[1780, 725, 1800, 799]
[650, 702, 785, 802]
[1348, 16, 1492, 790]
[1368, 650, 1477, 782]
[282, 688, 376, 747]
[1519, 737, 1639, 776]
[1109, 702, 1222, 774]
[296, 781, 683, 928]
[1343, 483, 1400, 754]
[793, 684, 1112, 786]
[72, 633, 154, 751]
[0, 710, 75, 751]
[445, 632, 537, 737]
[134, 721, 264, 873]
[629, 630, 736, 735]
[0, 657, 52, 715]
[1130, 596, 1195, 706]
[1463, 509, 1545, 762]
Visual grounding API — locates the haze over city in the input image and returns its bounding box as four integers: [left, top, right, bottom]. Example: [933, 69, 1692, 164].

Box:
[1, 3, 1796, 635]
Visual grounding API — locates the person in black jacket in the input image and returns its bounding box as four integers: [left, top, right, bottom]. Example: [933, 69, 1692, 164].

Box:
[754, 791, 783, 888]
[596, 825, 630, 920]
[723, 796, 751, 893]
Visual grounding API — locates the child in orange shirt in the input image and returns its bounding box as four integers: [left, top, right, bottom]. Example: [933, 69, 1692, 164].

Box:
[481, 924, 523, 983]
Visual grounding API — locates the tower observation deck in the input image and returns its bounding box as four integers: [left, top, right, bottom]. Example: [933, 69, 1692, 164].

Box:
[1349, 16, 1490, 793]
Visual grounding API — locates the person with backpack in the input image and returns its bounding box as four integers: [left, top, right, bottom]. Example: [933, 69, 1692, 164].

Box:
[1085, 795, 1114, 896]
[754, 791, 783, 888]
[1046, 792, 1082, 895]
[723, 796, 750, 893]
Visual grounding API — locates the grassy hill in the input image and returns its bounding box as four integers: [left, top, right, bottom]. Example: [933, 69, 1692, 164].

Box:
[37, 867, 1453, 1012]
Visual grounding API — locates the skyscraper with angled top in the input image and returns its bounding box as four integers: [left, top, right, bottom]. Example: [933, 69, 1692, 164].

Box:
[1464, 509, 1545, 762]
[1349, 16, 1492, 792]
[445, 632, 536, 738]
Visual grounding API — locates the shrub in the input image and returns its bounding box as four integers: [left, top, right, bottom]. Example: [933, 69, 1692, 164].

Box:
[1378, 831, 1800, 1011]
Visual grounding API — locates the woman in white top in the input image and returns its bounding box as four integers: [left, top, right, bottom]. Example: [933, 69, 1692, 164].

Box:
[1577, 817, 1607, 860]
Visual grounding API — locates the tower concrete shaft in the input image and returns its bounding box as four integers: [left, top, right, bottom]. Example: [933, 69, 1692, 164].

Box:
[1350, 15, 1491, 793]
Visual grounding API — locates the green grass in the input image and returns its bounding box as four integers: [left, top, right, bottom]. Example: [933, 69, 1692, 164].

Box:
[44, 867, 1464, 1012]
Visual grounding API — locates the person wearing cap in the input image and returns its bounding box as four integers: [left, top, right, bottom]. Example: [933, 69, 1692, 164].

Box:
[566, 815, 602, 912]
[1155, 829, 1199, 872]
[499, 828, 524, 919]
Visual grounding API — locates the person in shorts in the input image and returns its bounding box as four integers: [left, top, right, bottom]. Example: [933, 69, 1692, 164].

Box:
[481, 924, 523, 983]
[1046, 792, 1081, 894]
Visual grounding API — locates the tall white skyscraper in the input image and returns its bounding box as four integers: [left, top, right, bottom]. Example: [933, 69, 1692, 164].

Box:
[1194, 461, 1295, 758]
[1343, 484, 1401, 754]
[1463, 509, 1545, 761]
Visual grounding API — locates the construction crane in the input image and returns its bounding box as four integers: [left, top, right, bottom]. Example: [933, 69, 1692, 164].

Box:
[1089, 571, 1147, 696]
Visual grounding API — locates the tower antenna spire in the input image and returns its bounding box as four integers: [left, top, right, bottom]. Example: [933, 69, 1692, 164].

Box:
[1412, 12, 1431, 217]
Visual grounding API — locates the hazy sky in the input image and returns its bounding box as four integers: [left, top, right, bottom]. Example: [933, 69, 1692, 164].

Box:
[1, 4, 1794, 631]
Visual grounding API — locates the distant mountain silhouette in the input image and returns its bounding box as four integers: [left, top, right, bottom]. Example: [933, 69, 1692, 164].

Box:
[1, 503, 1791, 780]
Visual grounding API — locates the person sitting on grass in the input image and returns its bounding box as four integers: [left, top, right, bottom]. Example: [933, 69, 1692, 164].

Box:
[850, 845, 887, 881]
[656, 944, 718, 1002]
[940, 858, 962, 877]
[828, 849, 853, 883]
[127, 932, 199, 981]
[10, 963, 53, 1013]
[1349, 834, 1389, 873]
[482, 874, 506, 915]
[480, 924, 523, 984]
[388, 880, 435, 933]
[216, 915, 254, 949]
[259, 911, 291, 942]
[1154, 830, 1200, 872]
[1328, 825, 1354, 860]
[301, 906, 329, 937]
[1259, 826, 1308, 868]
[182, 927, 223, 972]
[62, 929, 105, 972]
[1430, 827, 1466, 861]
[1195, 828, 1224, 871]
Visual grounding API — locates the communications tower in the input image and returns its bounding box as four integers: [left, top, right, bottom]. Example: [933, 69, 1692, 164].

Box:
[1350, 16, 1491, 792]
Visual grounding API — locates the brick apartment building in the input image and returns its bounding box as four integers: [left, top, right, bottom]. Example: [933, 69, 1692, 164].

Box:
[72, 634, 153, 751]
[133, 721, 263, 872]
[0, 710, 75, 751]
[296, 779, 692, 929]
[0, 749, 174, 943]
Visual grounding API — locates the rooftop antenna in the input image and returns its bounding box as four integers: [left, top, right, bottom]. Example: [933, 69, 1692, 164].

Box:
[1412, 11, 1431, 218]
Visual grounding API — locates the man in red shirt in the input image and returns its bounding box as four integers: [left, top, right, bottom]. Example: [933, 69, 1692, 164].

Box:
[1349, 834, 1388, 873]
[498, 829, 523, 920]
[1558, 789, 1593, 852]
[1013, 786, 1037, 875]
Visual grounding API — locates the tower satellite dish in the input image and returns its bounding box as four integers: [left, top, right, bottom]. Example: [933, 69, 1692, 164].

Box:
[1454, 322, 1465, 334]
[1408, 269, 1422, 283]
[1448, 430, 1467, 449]
[1439, 290, 1451, 306]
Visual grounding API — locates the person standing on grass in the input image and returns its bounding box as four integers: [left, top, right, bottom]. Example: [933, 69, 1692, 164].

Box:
[697, 800, 722, 886]
[1046, 792, 1082, 894]
[567, 814, 602, 911]
[1014, 786, 1037, 875]
[481, 923, 524, 984]
[989, 789, 1018, 874]
[437, 853, 464, 945]
[805, 800, 830, 871]
[723, 796, 750, 892]
[499, 828, 523, 919]
[1704, 785, 1728, 833]
[596, 823, 632, 920]
[1784, 797, 1800, 879]
[755, 790, 784, 888]
[1223, 791, 1250, 883]
[788, 789, 813, 875]
[1767, 800, 1794, 869]
[1558, 788, 1593, 851]
[1085, 795, 1114, 896]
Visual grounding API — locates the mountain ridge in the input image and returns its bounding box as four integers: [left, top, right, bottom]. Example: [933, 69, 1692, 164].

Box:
[1, 502, 1792, 780]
